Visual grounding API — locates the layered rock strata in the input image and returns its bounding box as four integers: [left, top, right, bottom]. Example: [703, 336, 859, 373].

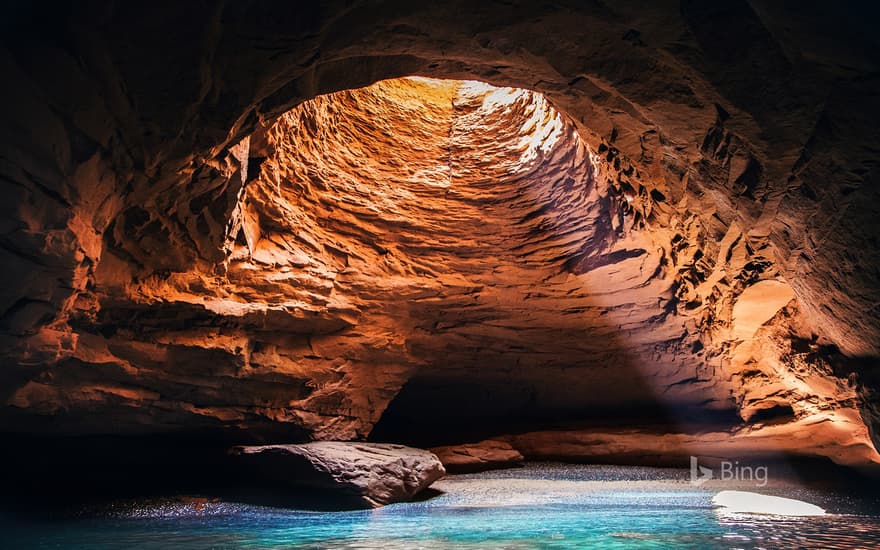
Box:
[1, 2, 879, 468]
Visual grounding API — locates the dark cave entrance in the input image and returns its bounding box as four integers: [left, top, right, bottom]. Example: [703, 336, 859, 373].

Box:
[369, 373, 743, 448]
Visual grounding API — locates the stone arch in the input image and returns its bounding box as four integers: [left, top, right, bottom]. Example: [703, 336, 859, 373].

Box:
[1, 1, 878, 467]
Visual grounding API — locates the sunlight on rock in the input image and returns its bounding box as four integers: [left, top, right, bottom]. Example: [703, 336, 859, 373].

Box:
[456, 79, 565, 169]
[712, 490, 826, 517]
[3, 2, 880, 547]
[731, 279, 797, 340]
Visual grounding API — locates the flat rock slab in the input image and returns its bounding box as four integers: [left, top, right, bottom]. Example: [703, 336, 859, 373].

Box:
[431, 440, 524, 473]
[230, 442, 445, 508]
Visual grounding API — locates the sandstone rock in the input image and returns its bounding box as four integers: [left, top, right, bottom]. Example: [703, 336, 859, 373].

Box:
[503, 414, 880, 471]
[431, 440, 524, 473]
[230, 442, 445, 508]
[0, 2, 879, 469]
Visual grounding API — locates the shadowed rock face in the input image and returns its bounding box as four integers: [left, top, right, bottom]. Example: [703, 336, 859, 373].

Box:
[1, 1, 879, 468]
[230, 442, 445, 508]
[431, 440, 525, 474]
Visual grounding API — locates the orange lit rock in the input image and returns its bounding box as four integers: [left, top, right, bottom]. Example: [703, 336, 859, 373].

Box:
[731, 280, 796, 341]
[2, 76, 878, 468]
[1, 3, 878, 470]
[501, 407, 880, 471]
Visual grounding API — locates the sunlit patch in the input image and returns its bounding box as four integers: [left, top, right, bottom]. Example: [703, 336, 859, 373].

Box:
[730, 279, 796, 340]
[456, 80, 565, 169]
[402, 77, 566, 172]
[712, 490, 826, 516]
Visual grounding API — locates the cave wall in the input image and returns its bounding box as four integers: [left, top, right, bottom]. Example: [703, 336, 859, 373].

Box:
[1, 0, 879, 464]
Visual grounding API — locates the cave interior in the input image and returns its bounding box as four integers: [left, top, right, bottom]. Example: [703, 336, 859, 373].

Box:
[1, 0, 880, 503]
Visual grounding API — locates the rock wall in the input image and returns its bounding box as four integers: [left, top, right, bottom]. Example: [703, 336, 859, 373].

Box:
[1, 1, 878, 466]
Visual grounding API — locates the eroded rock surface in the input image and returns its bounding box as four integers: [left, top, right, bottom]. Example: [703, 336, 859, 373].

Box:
[431, 440, 525, 473]
[230, 442, 445, 508]
[1, 2, 879, 468]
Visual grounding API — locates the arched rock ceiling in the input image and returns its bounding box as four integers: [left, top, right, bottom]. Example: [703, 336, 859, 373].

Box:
[0, 1, 878, 467]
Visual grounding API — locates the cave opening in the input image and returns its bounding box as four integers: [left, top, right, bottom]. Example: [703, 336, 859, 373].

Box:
[2, 64, 876, 487]
[224, 76, 744, 451]
[4, 3, 880, 542]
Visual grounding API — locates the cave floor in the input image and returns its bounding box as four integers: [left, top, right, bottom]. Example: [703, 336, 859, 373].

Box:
[3, 463, 880, 549]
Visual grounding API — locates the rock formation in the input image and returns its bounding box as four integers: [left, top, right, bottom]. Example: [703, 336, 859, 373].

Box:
[1, 1, 879, 471]
[230, 442, 445, 508]
[431, 440, 525, 473]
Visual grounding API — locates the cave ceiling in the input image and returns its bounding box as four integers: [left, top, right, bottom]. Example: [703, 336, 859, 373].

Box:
[1, 0, 878, 468]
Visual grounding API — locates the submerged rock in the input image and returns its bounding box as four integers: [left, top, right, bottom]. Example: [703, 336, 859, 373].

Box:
[230, 442, 445, 508]
[431, 440, 524, 473]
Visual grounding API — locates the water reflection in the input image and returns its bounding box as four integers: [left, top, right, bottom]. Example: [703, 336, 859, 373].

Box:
[3, 464, 879, 549]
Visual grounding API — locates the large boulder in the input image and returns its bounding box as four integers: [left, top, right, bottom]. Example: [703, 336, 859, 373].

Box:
[230, 442, 445, 508]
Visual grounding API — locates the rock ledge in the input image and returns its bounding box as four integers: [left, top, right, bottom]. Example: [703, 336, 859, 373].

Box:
[431, 440, 525, 473]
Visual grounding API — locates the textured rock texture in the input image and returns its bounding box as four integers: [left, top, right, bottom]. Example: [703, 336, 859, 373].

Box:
[431, 440, 525, 473]
[230, 442, 445, 507]
[1, 1, 879, 467]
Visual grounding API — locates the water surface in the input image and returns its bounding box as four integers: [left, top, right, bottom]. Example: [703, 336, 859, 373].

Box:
[4, 464, 879, 549]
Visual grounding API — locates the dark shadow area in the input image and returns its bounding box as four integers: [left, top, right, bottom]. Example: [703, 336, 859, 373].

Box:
[2, 431, 878, 521]
[369, 374, 742, 448]
[747, 404, 796, 424]
[0, 433, 235, 514]
[0, 432, 448, 518]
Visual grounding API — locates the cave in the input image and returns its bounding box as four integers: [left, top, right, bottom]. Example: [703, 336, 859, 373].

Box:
[2, 1, 880, 547]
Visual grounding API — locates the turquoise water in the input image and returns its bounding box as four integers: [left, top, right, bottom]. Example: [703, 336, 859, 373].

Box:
[4, 464, 880, 549]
